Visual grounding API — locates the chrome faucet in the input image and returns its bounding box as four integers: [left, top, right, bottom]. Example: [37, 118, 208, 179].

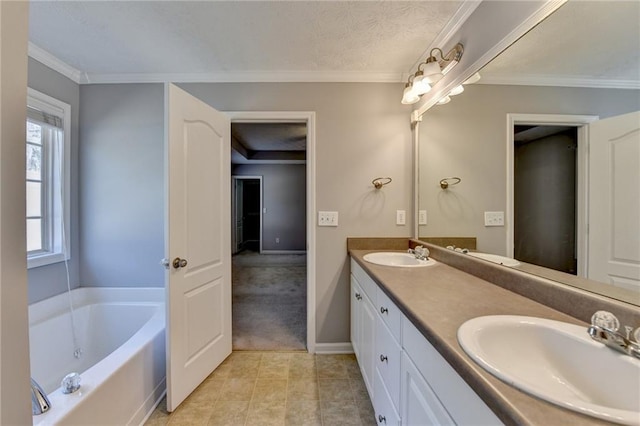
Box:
[31, 378, 51, 415]
[408, 245, 429, 260]
[588, 311, 640, 359]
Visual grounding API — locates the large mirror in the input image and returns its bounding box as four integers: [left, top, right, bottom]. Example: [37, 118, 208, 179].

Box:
[417, 0, 640, 305]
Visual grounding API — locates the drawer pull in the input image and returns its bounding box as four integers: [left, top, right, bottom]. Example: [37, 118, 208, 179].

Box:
[355, 293, 362, 300]
[380, 306, 388, 314]
[378, 414, 387, 424]
[380, 354, 388, 363]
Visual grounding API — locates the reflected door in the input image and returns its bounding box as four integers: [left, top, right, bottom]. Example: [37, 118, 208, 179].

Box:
[588, 111, 640, 292]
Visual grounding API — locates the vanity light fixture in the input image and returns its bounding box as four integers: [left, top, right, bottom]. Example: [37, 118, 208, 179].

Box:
[437, 96, 451, 105]
[463, 72, 481, 85]
[401, 43, 464, 105]
[449, 84, 465, 96]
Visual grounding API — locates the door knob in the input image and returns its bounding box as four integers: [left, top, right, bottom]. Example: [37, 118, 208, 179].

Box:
[172, 257, 188, 269]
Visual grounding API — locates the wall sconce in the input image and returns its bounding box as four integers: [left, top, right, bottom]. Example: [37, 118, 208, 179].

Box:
[401, 43, 464, 105]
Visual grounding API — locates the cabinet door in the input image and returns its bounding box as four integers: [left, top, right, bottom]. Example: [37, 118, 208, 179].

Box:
[401, 352, 455, 426]
[351, 276, 362, 359]
[360, 291, 376, 399]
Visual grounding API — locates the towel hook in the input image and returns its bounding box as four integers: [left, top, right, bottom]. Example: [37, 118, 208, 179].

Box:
[372, 177, 392, 189]
[440, 177, 461, 189]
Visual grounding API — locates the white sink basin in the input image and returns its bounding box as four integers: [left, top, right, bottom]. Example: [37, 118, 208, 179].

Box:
[467, 252, 521, 267]
[458, 315, 640, 425]
[363, 252, 436, 267]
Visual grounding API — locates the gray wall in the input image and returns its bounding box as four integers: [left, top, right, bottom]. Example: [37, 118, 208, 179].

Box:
[27, 58, 81, 303]
[418, 84, 640, 254]
[232, 164, 306, 251]
[180, 82, 413, 344]
[79, 84, 165, 287]
[79, 82, 412, 344]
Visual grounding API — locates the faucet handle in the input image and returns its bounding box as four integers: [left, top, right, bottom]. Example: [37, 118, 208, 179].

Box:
[591, 311, 620, 331]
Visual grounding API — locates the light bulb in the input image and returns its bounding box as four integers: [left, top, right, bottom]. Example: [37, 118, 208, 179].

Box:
[412, 78, 431, 96]
[401, 84, 420, 105]
[422, 60, 443, 84]
[463, 72, 481, 85]
[449, 85, 464, 96]
[437, 96, 451, 105]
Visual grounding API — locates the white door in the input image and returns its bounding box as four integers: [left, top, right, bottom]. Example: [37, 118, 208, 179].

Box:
[588, 111, 640, 292]
[165, 84, 232, 411]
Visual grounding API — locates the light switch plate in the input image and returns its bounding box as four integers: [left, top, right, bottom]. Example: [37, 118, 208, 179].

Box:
[396, 210, 406, 225]
[318, 211, 339, 227]
[484, 211, 504, 227]
[418, 210, 427, 225]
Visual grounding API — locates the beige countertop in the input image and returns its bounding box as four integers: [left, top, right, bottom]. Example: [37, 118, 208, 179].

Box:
[350, 249, 620, 426]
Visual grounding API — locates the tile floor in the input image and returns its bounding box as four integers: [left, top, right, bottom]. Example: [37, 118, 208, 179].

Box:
[145, 351, 376, 426]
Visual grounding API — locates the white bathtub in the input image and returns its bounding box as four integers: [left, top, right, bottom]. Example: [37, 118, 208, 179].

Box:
[29, 287, 166, 425]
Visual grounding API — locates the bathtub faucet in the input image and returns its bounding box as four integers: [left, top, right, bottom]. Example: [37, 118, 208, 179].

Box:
[31, 378, 51, 415]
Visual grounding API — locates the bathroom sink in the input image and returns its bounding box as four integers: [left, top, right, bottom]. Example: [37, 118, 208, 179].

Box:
[363, 252, 436, 267]
[457, 315, 640, 425]
[467, 252, 521, 267]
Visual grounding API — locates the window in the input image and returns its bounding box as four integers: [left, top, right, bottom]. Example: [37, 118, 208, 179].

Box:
[26, 88, 70, 268]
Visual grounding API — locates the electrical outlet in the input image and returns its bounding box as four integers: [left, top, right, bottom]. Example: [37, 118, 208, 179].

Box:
[396, 210, 406, 225]
[418, 210, 427, 225]
[318, 211, 339, 227]
[484, 211, 505, 227]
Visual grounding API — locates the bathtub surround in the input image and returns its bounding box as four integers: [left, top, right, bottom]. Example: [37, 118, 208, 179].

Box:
[144, 351, 375, 426]
[232, 252, 307, 351]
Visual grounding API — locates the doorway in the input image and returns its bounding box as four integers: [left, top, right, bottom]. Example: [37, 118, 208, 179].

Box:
[232, 176, 262, 254]
[507, 114, 598, 277]
[228, 114, 315, 352]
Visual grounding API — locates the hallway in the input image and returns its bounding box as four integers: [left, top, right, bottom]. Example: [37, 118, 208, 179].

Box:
[232, 252, 307, 350]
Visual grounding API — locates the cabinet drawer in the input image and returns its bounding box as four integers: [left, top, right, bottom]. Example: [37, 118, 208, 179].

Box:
[374, 367, 401, 426]
[402, 316, 502, 425]
[375, 316, 401, 411]
[376, 287, 402, 341]
[351, 259, 377, 302]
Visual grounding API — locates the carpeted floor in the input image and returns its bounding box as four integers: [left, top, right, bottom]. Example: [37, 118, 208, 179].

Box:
[232, 251, 307, 351]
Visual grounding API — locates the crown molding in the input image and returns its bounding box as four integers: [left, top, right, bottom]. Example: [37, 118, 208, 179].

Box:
[83, 71, 404, 84]
[479, 75, 640, 90]
[28, 42, 85, 84]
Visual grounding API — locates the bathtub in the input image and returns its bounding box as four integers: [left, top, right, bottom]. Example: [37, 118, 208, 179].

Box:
[29, 287, 166, 425]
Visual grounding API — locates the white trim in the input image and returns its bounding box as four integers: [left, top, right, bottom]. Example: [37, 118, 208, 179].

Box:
[26, 88, 72, 269]
[28, 42, 85, 84]
[231, 175, 263, 254]
[81, 71, 403, 85]
[506, 114, 598, 277]
[227, 111, 317, 354]
[479, 75, 640, 90]
[314, 342, 354, 355]
[406, 0, 481, 78]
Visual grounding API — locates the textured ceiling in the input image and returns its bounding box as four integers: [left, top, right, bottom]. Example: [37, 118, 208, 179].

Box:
[29, 1, 464, 81]
[480, 1, 640, 85]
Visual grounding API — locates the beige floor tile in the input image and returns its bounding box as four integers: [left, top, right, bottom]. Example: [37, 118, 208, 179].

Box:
[144, 409, 170, 426]
[344, 358, 362, 379]
[259, 354, 290, 379]
[218, 378, 257, 401]
[188, 377, 225, 406]
[206, 400, 249, 426]
[320, 399, 362, 426]
[229, 363, 260, 379]
[287, 378, 319, 401]
[246, 399, 286, 426]
[355, 398, 377, 425]
[228, 352, 263, 367]
[167, 403, 212, 426]
[289, 353, 316, 368]
[349, 376, 371, 401]
[318, 379, 354, 401]
[285, 400, 322, 426]
[207, 362, 233, 380]
[316, 355, 348, 379]
[252, 378, 288, 401]
[288, 363, 317, 379]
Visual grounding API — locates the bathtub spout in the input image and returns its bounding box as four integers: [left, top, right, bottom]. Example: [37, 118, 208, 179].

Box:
[31, 378, 51, 415]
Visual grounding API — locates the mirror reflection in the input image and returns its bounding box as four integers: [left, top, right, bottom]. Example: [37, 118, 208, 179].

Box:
[417, 0, 640, 305]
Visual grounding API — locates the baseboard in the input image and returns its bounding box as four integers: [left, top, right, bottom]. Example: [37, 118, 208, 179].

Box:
[314, 342, 354, 354]
[260, 250, 307, 254]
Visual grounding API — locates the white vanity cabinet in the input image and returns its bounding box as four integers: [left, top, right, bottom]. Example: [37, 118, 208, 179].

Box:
[350, 259, 503, 426]
[351, 261, 377, 398]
